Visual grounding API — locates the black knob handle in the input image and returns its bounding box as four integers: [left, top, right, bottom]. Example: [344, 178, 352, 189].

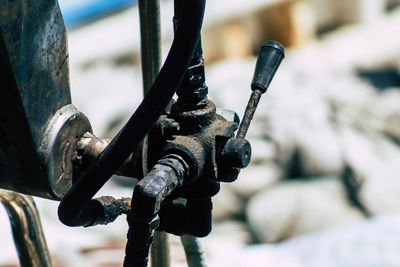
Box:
[251, 40, 285, 93]
[221, 137, 252, 169]
[218, 41, 285, 183]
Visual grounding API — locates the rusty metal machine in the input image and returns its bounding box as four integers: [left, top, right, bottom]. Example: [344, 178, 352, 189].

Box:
[0, 0, 284, 266]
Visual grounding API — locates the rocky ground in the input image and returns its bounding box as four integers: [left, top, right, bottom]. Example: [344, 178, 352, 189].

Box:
[2, 2, 400, 267]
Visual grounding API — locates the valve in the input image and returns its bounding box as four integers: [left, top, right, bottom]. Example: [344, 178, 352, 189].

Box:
[56, 1, 284, 266]
[124, 37, 285, 267]
[218, 40, 285, 182]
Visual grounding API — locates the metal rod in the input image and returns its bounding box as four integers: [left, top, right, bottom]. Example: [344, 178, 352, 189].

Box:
[151, 230, 170, 267]
[237, 41, 285, 139]
[138, 1, 170, 266]
[180, 235, 208, 267]
[236, 89, 262, 139]
[139, 0, 161, 95]
[0, 190, 53, 267]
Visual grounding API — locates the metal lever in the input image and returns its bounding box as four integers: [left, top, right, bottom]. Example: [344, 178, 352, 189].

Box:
[219, 41, 284, 182]
[237, 40, 285, 139]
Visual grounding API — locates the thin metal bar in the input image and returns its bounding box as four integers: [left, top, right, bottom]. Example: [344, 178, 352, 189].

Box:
[151, 231, 170, 267]
[180, 235, 208, 267]
[237, 40, 285, 139]
[236, 90, 262, 139]
[0, 190, 53, 267]
[138, 1, 170, 267]
[139, 0, 161, 95]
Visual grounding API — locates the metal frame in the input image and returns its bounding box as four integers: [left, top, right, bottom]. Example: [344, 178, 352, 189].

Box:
[0, 190, 53, 267]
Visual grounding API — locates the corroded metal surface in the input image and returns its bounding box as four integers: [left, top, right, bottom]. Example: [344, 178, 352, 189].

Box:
[57, 0, 206, 229]
[38, 104, 92, 200]
[124, 155, 187, 266]
[0, 0, 91, 199]
[90, 196, 132, 226]
[0, 0, 71, 146]
[236, 90, 262, 139]
[76, 132, 141, 178]
[0, 190, 53, 267]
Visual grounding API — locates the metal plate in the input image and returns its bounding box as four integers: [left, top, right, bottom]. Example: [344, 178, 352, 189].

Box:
[0, 0, 91, 199]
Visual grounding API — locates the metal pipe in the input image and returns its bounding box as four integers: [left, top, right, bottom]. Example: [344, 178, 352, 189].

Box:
[58, 0, 206, 228]
[151, 232, 170, 267]
[180, 235, 208, 267]
[139, 0, 161, 96]
[138, 0, 170, 266]
[0, 190, 53, 267]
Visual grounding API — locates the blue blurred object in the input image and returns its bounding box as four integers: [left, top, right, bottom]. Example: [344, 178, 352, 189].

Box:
[58, 0, 137, 28]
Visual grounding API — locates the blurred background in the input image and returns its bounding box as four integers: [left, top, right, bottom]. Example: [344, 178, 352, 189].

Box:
[2, 0, 400, 266]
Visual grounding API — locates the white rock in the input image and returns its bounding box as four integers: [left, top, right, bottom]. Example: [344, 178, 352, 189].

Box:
[374, 89, 400, 141]
[277, 212, 400, 267]
[338, 126, 400, 215]
[247, 177, 365, 243]
[212, 185, 243, 220]
[228, 163, 282, 198]
[207, 243, 304, 267]
[245, 138, 277, 164]
[292, 118, 344, 176]
[70, 62, 143, 137]
[210, 220, 252, 245]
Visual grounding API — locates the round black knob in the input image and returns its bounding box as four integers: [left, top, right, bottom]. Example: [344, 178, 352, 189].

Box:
[220, 137, 252, 169]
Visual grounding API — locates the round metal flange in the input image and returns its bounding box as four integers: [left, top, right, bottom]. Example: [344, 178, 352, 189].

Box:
[39, 104, 92, 200]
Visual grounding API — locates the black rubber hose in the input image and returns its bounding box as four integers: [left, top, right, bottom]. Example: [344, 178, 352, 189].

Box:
[123, 155, 187, 267]
[58, 0, 206, 227]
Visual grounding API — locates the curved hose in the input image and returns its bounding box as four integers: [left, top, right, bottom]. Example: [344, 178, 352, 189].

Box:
[58, 0, 206, 227]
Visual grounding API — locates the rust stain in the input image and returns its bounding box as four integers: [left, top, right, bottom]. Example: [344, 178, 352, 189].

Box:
[21, 72, 36, 91]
